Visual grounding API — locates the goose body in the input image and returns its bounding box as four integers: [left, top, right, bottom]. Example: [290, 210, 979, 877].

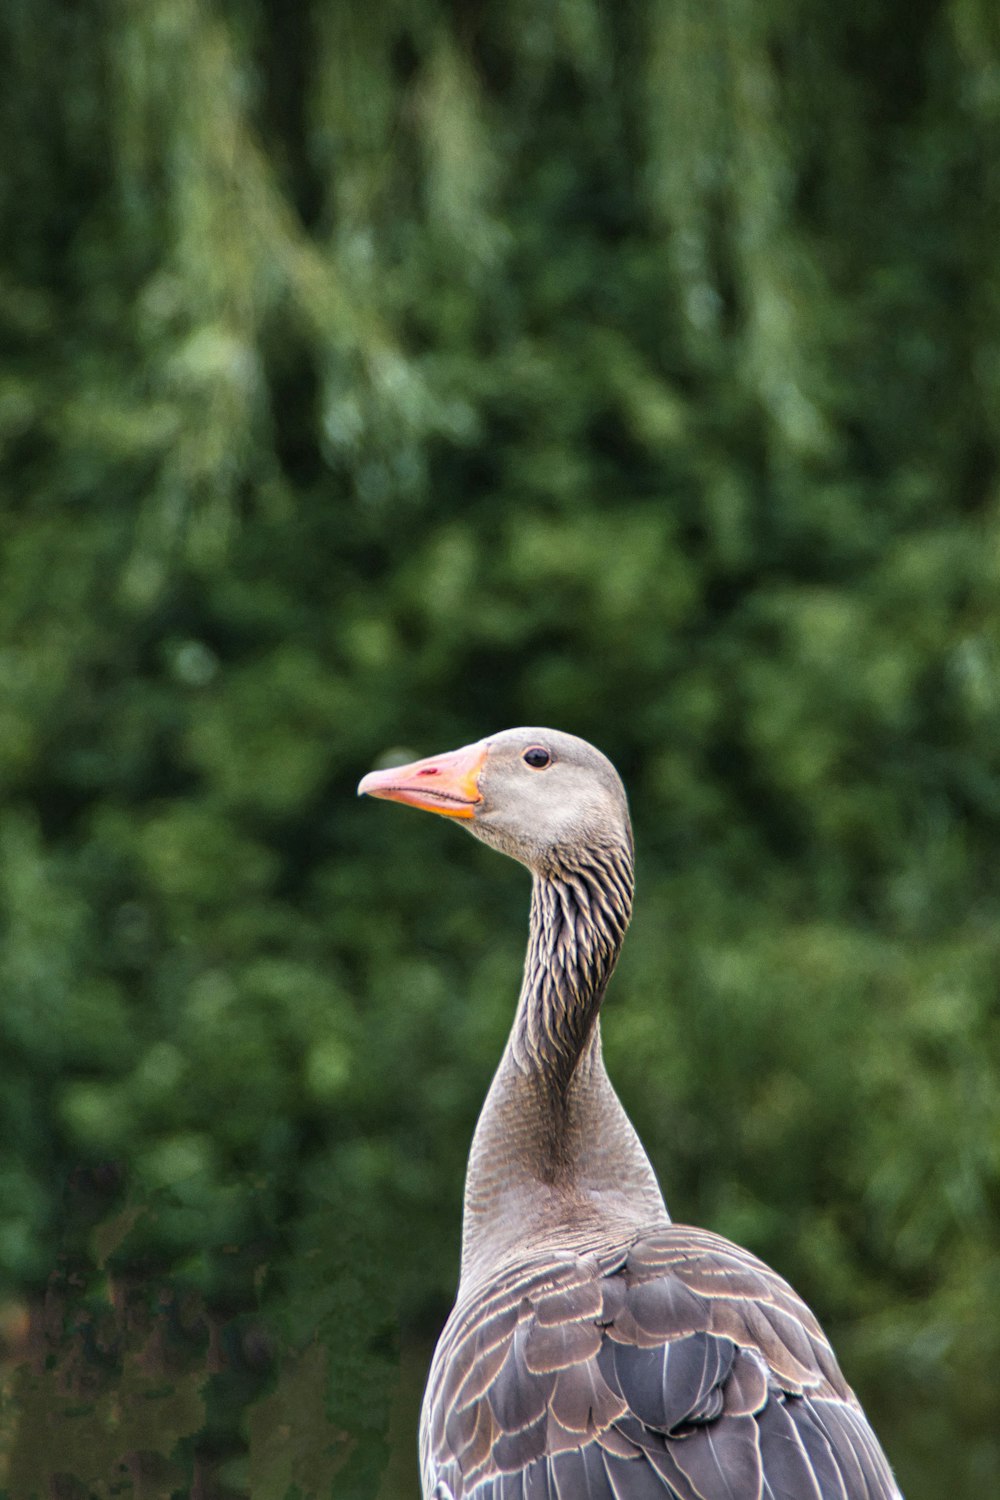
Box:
[359, 728, 901, 1500]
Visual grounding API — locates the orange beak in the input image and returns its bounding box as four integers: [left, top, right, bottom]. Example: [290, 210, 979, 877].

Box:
[357, 741, 487, 820]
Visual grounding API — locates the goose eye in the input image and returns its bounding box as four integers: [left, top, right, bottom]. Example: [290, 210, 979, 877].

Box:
[523, 746, 551, 770]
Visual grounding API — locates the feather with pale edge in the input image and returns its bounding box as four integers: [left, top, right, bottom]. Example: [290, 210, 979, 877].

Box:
[423, 1227, 899, 1500]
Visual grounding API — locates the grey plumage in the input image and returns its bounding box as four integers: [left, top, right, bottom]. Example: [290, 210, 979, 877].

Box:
[358, 728, 902, 1500]
[423, 1227, 899, 1500]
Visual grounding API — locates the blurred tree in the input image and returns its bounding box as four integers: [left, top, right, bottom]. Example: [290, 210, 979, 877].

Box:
[1, 0, 999, 1495]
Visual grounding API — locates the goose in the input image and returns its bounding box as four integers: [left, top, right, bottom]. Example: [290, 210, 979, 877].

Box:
[359, 728, 902, 1500]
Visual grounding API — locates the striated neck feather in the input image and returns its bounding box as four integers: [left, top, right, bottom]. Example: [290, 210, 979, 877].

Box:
[459, 838, 668, 1291]
[511, 843, 635, 1090]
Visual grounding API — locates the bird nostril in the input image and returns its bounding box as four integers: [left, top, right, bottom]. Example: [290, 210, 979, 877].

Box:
[417, 767, 439, 777]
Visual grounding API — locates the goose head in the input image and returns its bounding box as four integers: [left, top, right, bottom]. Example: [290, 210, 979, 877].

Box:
[358, 727, 632, 872]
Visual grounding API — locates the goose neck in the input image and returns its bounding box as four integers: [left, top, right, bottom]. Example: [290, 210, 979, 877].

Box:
[459, 838, 666, 1287]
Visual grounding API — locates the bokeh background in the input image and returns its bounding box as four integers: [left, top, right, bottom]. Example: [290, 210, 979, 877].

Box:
[3, 0, 1000, 1495]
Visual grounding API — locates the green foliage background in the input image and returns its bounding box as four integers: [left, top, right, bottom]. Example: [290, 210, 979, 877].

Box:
[2, 0, 999, 1495]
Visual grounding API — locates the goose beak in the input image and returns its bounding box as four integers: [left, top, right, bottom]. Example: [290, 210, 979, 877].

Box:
[357, 741, 487, 820]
